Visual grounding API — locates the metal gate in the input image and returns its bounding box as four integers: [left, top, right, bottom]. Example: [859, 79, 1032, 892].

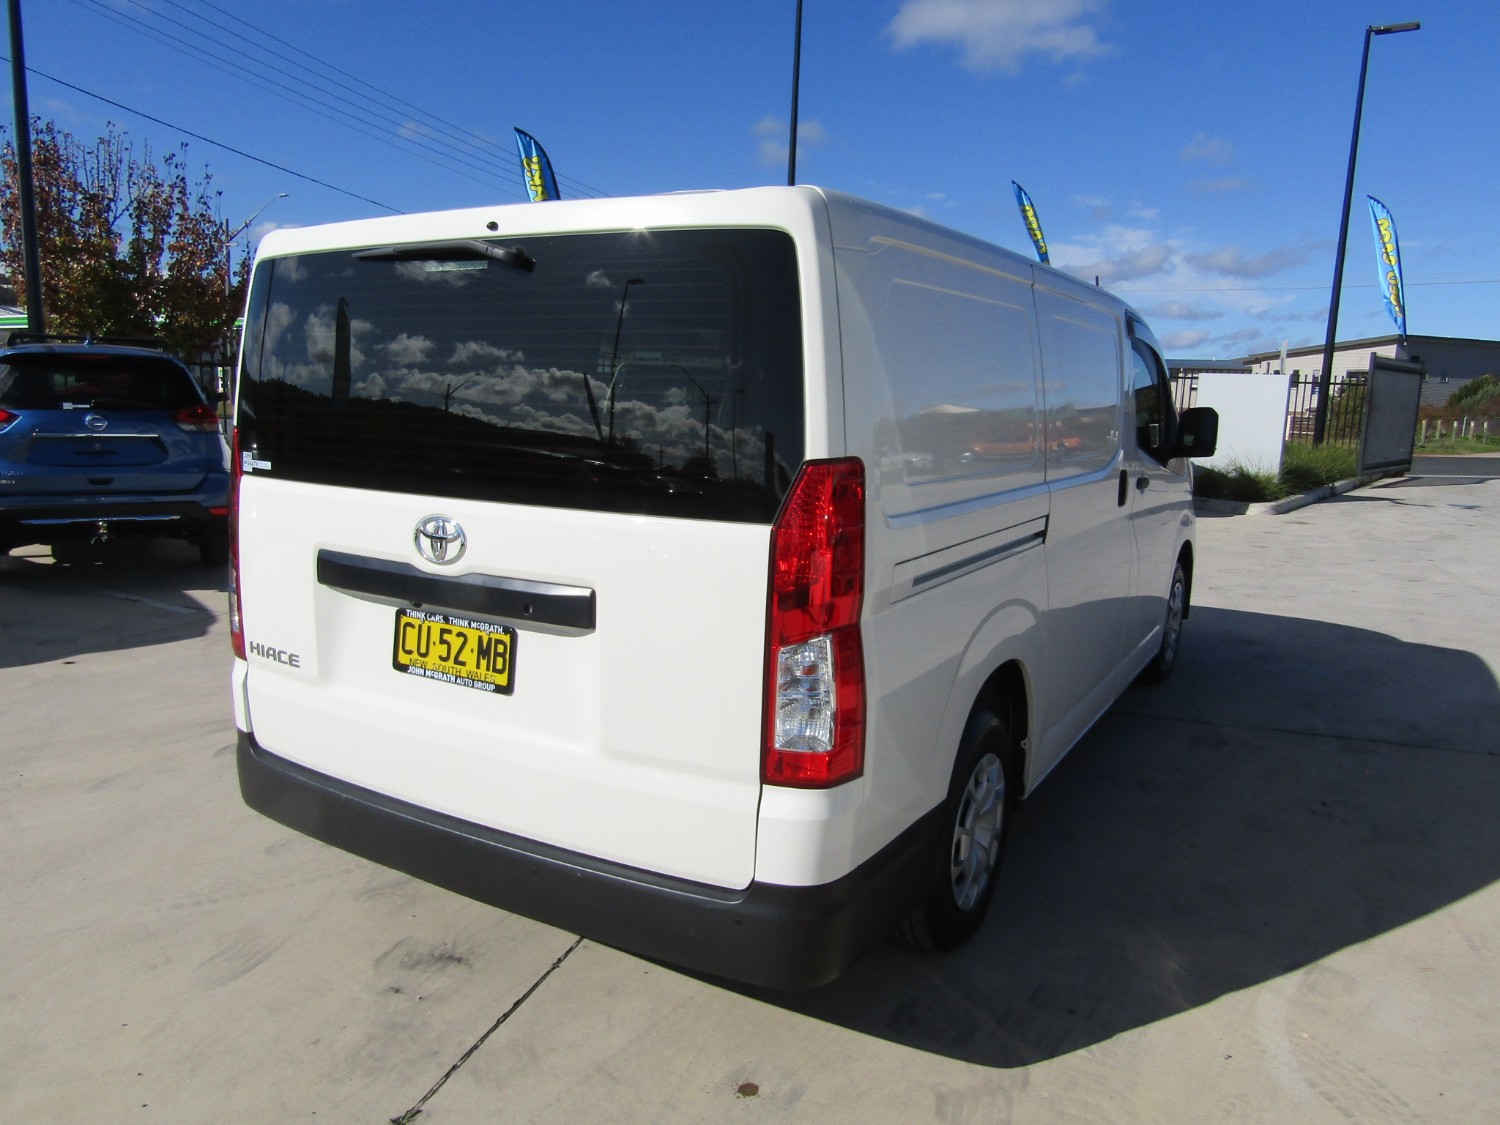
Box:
[1359, 355, 1423, 475]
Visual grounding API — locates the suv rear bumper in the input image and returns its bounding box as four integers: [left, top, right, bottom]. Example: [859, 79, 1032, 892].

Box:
[238, 730, 939, 989]
[0, 492, 227, 548]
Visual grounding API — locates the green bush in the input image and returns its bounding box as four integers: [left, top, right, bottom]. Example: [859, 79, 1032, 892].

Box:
[1280, 442, 1357, 492]
[1194, 443, 1357, 504]
[1193, 462, 1289, 503]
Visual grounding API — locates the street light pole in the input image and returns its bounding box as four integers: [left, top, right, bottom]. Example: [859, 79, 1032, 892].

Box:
[606, 277, 644, 446]
[224, 192, 288, 293]
[1313, 20, 1419, 445]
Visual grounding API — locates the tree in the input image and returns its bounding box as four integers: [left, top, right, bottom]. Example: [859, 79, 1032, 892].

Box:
[0, 119, 247, 361]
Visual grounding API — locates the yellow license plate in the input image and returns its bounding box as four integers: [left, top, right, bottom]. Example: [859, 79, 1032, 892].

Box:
[392, 608, 515, 695]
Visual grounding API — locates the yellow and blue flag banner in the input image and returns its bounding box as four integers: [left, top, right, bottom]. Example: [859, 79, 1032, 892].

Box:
[1012, 181, 1049, 264]
[514, 128, 560, 202]
[1366, 195, 1407, 339]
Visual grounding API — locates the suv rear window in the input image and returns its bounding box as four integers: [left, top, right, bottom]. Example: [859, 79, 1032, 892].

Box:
[0, 353, 201, 411]
[237, 228, 805, 523]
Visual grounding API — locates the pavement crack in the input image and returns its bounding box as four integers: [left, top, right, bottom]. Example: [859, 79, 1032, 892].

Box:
[390, 935, 583, 1125]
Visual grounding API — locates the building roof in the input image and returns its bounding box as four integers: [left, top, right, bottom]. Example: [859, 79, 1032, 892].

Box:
[1241, 333, 1500, 364]
[1166, 358, 1250, 373]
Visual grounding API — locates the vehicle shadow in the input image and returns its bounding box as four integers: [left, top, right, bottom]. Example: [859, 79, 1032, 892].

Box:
[0, 541, 226, 668]
[735, 606, 1500, 1067]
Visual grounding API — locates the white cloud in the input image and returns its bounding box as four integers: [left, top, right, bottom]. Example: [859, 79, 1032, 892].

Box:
[888, 0, 1113, 74]
[1144, 301, 1224, 322]
[1179, 132, 1236, 166]
[451, 340, 523, 366]
[1073, 194, 1114, 221]
[1050, 225, 1173, 284]
[753, 115, 828, 168]
[1161, 329, 1211, 352]
[384, 333, 432, 365]
[303, 306, 371, 374]
[1187, 244, 1312, 278]
[1190, 176, 1251, 195]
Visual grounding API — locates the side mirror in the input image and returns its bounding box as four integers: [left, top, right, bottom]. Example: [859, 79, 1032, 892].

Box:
[1172, 406, 1218, 459]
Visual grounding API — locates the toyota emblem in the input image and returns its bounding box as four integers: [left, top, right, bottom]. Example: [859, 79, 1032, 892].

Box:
[414, 515, 466, 565]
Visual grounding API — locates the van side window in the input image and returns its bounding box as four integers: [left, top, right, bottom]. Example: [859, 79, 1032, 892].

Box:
[883, 280, 1042, 493]
[1129, 339, 1175, 463]
[1034, 293, 1122, 478]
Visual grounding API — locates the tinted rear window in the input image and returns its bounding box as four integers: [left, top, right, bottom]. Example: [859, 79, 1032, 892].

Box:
[237, 228, 805, 523]
[0, 353, 201, 411]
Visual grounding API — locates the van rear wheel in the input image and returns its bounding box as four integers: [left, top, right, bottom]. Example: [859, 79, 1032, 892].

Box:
[896, 710, 1015, 952]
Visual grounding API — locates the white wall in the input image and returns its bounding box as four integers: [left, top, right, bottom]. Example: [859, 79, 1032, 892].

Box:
[1195, 372, 1288, 473]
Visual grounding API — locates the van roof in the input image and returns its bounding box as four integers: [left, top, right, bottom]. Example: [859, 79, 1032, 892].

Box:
[253, 185, 1144, 326]
[255, 185, 835, 260]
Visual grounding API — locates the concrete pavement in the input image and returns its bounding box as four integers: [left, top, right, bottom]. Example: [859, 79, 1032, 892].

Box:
[2, 469, 1497, 1122]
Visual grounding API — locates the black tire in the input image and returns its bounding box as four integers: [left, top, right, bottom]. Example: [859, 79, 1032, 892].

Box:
[1140, 561, 1187, 683]
[896, 710, 1016, 952]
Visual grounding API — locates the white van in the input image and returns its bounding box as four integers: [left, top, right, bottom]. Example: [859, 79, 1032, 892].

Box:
[230, 187, 1217, 989]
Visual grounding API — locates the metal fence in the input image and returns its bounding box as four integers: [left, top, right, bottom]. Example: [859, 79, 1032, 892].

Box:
[1286, 372, 1366, 448]
[1171, 370, 1372, 450]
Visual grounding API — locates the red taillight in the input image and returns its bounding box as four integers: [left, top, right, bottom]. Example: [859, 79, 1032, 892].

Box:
[229, 425, 246, 660]
[173, 403, 221, 432]
[763, 458, 866, 788]
[0, 407, 17, 430]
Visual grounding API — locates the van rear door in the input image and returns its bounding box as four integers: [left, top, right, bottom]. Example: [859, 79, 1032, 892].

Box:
[234, 227, 807, 890]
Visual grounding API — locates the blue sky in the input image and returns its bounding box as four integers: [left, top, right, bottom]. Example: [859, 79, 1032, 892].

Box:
[6, 0, 1498, 358]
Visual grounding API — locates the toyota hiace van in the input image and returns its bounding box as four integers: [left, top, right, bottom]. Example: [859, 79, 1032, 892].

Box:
[231, 186, 1217, 988]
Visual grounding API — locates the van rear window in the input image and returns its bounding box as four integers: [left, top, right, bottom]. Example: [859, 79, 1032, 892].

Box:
[236, 228, 805, 523]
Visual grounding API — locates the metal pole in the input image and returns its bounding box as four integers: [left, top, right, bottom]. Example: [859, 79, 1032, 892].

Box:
[7, 0, 44, 334]
[1313, 21, 1418, 444]
[787, 0, 803, 186]
[606, 278, 643, 446]
[224, 192, 287, 293]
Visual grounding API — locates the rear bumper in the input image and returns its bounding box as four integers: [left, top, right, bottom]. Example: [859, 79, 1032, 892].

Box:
[238, 730, 939, 989]
[0, 491, 228, 547]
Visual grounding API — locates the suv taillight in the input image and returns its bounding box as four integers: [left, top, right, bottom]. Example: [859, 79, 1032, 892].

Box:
[229, 425, 246, 660]
[0, 407, 17, 430]
[173, 403, 221, 432]
[763, 458, 866, 788]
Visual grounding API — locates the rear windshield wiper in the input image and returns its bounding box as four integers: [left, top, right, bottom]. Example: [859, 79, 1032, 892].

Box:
[353, 239, 535, 273]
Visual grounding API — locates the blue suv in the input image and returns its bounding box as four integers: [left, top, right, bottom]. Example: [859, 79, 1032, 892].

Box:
[0, 334, 230, 565]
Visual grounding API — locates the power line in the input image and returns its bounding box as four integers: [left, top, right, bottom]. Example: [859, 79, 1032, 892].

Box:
[66, 0, 522, 196]
[5, 59, 403, 214]
[60, 0, 609, 201]
[183, 0, 608, 199]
